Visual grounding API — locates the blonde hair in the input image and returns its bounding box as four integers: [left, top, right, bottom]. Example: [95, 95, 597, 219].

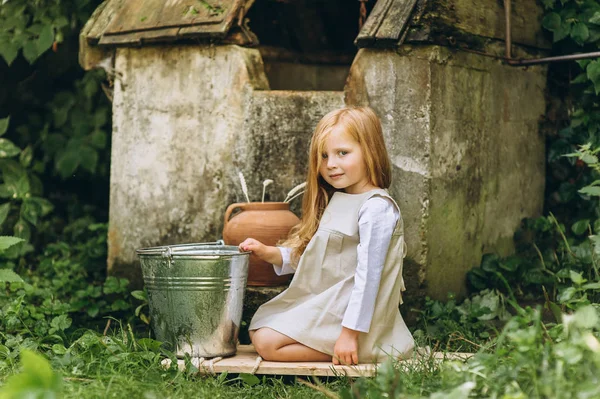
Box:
[281, 106, 392, 261]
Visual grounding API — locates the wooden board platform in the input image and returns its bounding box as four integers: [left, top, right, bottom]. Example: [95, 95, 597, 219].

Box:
[161, 345, 472, 377]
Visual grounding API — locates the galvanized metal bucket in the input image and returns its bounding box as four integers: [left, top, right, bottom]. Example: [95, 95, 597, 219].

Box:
[136, 241, 249, 358]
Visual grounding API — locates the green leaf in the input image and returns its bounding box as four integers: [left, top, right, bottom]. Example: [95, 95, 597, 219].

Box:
[582, 282, 600, 290]
[239, 373, 260, 386]
[90, 130, 107, 149]
[28, 197, 53, 217]
[554, 22, 572, 42]
[0, 350, 61, 398]
[572, 219, 590, 235]
[480, 253, 500, 273]
[15, 174, 30, 198]
[50, 315, 72, 331]
[131, 290, 147, 301]
[574, 305, 598, 328]
[0, 138, 21, 158]
[0, 203, 10, 227]
[0, 117, 9, 136]
[0, 41, 19, 66]
[587, 60, 600, 95]
[580, 153, 598, 165]
[19, 145, 33, 167]
[137, 338, 162, 352]
[0, 269, 24, 283]
[36, 25, 54, 55]
[542, 12, 561, 31]
[571, 72, 589, 84]
[51, 344, 67, 355]
[55, 150, 80, 178]
[79, 145, 98, 173]
[590, 12, 600, 25]
[13, 219, 31, 241]
[21, 39, 39, 64]
[579, 186, 600, 196]
[571, 22, 590, 44]
[20, 198, 41, 226]
[0, 236, 24, 251]
[569, 270, 585, 285]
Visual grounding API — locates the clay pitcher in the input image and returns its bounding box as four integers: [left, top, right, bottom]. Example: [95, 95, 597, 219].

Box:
[223, 202, 300, 286]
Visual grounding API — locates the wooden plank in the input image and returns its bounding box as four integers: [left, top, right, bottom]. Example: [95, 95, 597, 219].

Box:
[160, 345, 473, 377]
[103, 0, 228, 35]
[355, 0, 394, 47]
[408, 0, 550, 50]
[84, 0, 128, 44]
[374, 0, 418, 41]
[99, 27, 181, 46]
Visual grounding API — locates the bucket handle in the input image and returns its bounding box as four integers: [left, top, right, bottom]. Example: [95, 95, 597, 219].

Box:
[224, 203, 249, 224]
[160, 240, 225, 258]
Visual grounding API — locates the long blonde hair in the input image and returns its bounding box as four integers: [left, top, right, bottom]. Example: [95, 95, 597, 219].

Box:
[281, 106, 392, 261]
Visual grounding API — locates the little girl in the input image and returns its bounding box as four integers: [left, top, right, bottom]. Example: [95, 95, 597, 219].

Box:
[239, 106, 414, 365]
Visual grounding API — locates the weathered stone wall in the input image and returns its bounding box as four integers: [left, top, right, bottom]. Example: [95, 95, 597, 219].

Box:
[108, 44, 345, 284]
[108, 45, 269, 283]
[346, 46, 546, 299]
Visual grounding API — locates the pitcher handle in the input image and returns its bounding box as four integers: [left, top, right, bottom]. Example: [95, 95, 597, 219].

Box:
[224, 203, 248, 224]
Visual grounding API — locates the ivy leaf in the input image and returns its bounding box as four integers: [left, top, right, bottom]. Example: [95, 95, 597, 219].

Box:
[572, 219, 590, 235]
[571, 23, 590, 45]
[540, 0, 554, 9]
[0, 269, 24, 283]
[90, 130, 107, 149]
[0, 116, 9, 136]
[0, 40, 19, 66]
[0, 236, 24, 251]
[0, 138, 20, 158]
[79, 145, 98, 173]
[36, 25, 54, 55]
[587, 60, 600, 95]
[22, 39, 39, 64]
[554, 22, 571, 42]
[542, 12, 561, 31]
[55, 150, 80, 178]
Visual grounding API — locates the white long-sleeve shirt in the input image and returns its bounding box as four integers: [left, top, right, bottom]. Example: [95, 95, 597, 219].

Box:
[273, 196, 399, 333]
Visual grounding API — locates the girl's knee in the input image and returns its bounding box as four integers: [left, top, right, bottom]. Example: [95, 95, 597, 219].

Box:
[251, 329, 277, 360]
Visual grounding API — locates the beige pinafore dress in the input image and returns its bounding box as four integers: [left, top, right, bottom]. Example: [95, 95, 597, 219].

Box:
[249, 189, 414, 362]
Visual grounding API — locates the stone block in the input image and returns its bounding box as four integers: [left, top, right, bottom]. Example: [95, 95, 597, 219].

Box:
[346, 46, 546, 299]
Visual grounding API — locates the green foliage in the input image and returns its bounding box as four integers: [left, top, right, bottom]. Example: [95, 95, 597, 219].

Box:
[0, 0, 94, 65]
[412, 290, 508, 352]
[0, 350, 62, 399]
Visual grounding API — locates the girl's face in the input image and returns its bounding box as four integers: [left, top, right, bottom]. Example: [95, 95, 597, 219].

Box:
[319, 126, 375, 194]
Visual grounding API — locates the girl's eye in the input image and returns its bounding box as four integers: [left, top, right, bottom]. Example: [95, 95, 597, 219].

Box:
[321, 153, 328, 159]
[339, 151, 348, 156]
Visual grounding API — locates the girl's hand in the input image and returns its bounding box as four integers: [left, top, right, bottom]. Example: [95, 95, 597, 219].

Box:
[333, 327, 359, 365]
[239, 238, 267, 257]
[238, 238, 283, 266]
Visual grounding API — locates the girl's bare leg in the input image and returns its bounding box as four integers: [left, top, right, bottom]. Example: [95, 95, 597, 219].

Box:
[249, 328, 332, 362]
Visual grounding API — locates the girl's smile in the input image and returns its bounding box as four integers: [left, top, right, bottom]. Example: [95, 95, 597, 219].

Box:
[319, 127, 376, 194]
